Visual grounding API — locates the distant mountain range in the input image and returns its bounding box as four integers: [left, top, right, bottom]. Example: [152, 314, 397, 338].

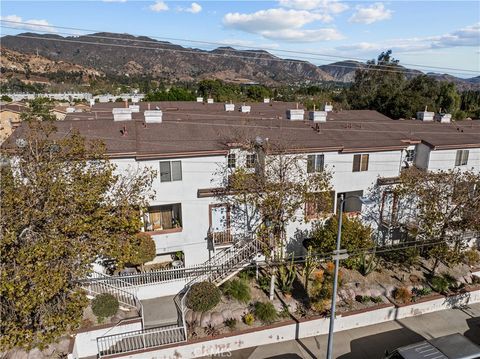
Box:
[1, 32, 479, 90]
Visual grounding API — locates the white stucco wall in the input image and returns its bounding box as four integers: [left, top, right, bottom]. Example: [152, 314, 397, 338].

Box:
[428, 147, 480, 172]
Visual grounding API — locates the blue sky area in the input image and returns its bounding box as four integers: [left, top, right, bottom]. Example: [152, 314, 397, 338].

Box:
[1, 1, 479, 78]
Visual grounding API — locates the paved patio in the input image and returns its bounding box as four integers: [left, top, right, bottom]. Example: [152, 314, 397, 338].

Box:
[141, 295, 179, 328]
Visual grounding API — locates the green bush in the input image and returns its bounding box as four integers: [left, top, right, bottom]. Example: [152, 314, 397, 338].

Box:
[243, 313, 255, 325]
[412, 287, 432, 297]
[257, 275, 271, 293]
[224, 318, 237, 330]
[430, 275, 450, 294]
[254, 302, 277, 324]
[238, 267, 256, 281]
[371, 296, 383, 304]
[463, 249, 480, 266]
[222, 279, 251, 304]
[92, 293, 119, 322]
[186, 281, 221, 312]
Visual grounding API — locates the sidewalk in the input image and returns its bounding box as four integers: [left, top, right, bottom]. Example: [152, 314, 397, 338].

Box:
[224, 303, 480, 359]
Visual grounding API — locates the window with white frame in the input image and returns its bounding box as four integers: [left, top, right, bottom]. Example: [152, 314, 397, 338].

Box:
[455, 150, 469, 166]
[246, 154, 257, 168]
[352, 154, 369, 172]
[159, 161, 182, 182]
[227, 153, 236, 169]
[307, 154, 324, 173]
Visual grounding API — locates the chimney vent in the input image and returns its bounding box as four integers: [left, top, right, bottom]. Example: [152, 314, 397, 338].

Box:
[144, 110, 163, 123]
[112, 108, 132, 121]
[241, 105, 251, 113]
[287, 109, 304, 121]
[129, 105, 140, 113]
[309, 111, 327, 122]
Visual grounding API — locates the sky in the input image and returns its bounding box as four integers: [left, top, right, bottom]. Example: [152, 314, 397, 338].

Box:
[1, 0, 479, 78]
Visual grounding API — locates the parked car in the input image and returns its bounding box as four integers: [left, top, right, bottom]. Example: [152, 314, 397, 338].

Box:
[384, 333, 480, 359]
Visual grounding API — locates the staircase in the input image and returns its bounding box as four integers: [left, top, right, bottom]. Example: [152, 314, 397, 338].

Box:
[95, 237, 260, 357]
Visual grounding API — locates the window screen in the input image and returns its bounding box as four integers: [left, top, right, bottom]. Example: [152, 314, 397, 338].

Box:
[171, 161, 182, 181]
[455, 150, 469, 166]
[160, 161, 171, 182]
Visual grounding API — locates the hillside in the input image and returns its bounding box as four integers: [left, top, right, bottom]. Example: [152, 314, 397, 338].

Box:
[1, 32, 478, 90]
[0, 32, 333, 85]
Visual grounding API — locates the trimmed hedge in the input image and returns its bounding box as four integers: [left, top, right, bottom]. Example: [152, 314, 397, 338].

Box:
[186, 281, 221, 312]
[92, 293, 119, 321]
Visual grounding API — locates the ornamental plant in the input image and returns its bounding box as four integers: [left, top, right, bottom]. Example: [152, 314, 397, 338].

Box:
[91, 294, 119, 322]
[254, 302, 277, 324]
[222, 279, 251, 304]
[186, 281, 221, 312]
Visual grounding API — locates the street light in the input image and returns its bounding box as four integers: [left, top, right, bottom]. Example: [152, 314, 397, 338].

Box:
[326, 194, 373, 359]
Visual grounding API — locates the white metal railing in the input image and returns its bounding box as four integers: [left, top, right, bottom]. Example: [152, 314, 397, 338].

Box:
[95, 236, 260, 357]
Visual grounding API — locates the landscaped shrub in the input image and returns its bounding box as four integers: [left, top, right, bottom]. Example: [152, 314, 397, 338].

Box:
[472, 275, 480, 285]
[311, 299, 329, 313]
[243, 313, 255, 326]
[222, 279, 251, 304]
[393, 287, 412, 304]
[238, 267, 256, 281]
[412, 287, 432, 298]
[463, 249, 480, 266]
[371, 296, 383, 304]
[224, 318, 237, 330]
[254, 302, 277, 324]
[204, 324, 219, 337]
[92, 293, 119, 322]
[257, 275, 271, 293]
[186, 281, 221, 312]
[429, 275, 450, 294]
[355, 295, 370, 303]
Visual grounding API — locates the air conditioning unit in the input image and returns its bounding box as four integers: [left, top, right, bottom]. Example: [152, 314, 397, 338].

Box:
[309, 111, 327, 122]
[287, 109, 304, 121]
[144, 110, 163, 123]
[112, 108, 132, 121]
[225, 103, 235, 112]
[241, 105, 251, 113]
[196, 97, 203, 103]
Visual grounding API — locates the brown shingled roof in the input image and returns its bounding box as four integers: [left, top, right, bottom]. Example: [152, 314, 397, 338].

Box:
[5, 102, 480, 158]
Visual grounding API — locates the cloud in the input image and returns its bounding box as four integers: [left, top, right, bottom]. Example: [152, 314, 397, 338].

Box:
[349, 3, 392, 25]
[179, 2, 202, 13]
[261, 28, 344, 42]
[0, 15, 57, 33]
[219, 39, 280, 50]
[336, 23, 480, 54]
[278, 0, 348, 13]
[149, 1, 169, 12]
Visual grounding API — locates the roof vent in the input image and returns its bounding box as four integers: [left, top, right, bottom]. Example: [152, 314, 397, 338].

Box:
[196, 97, 203, 103]
[241, 105, 251, 113]
[324, 103, 333, 112]
[144, 110, 163, 123]
[112, 108, 132, 121]
[309, 111, 327, 122]
[435, 113, 451, 123]
[263, 98, 270, 103]
[417, 107, 434, 121]
[225, 103, 235, 112]
[129, 105, 140, 113]
[207, 98, 214, 104]
[287, 109, 304, 121]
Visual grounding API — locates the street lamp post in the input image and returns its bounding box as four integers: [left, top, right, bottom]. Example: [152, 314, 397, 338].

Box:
[326, 194, 373, 359]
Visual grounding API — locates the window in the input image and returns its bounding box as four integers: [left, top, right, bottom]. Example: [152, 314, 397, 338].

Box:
[337, 190, 364, 213]
[246, 154, 257, 168]
[227, 153, 236, 169]
[352, 154, 369, 172]
[307, 154, 324, 173]
[145, 204, 182, 232]
[305, 191, 335, 219]
[455, 150, 469, 166]
[405, 149, 415, 162]
[159, 161, 182, 182]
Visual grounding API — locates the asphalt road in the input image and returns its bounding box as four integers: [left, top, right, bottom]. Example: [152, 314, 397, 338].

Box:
[220, 303, 480, 359]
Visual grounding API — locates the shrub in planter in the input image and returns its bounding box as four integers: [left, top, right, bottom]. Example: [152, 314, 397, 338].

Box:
[257, 275, 270, 293]
[311, 299, 329, 313]
[412, 287, 432, 298]
[371, 296, 383, 304]
[429, 275, 450, 294]
[254, 302, 277, 324]
[222, 279, 251, 304]
[463, 249, 480, 266]
[393, 287, 412, 304]
[186, 281, 221, 312]
[92, 293, 119, 322]
[243, 312, 255, 326]
[224, 318, 237, 330]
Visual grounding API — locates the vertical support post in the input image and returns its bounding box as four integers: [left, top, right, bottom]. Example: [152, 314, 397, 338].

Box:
[326, 195, 344, 359]
[269, 274, 275, 300]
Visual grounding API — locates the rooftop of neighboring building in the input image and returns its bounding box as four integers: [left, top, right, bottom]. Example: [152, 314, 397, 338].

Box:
[4, 101, 480, 158]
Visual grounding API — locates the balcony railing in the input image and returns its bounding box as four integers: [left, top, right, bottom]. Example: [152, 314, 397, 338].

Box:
[210, 229, 234, 246]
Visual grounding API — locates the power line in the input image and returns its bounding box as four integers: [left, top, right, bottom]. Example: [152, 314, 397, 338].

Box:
[0, 20, 478, 75]
[1, 19, 478, 76]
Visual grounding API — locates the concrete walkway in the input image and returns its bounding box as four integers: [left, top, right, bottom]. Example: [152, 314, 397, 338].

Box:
[222, 303, 480, 359]
[141, 295, 178, 329]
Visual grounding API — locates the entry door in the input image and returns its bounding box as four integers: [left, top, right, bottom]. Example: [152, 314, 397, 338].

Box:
[210, 205, 228, 232]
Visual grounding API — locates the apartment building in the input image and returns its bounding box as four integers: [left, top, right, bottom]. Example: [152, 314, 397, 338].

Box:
[6, 101, 480, 267]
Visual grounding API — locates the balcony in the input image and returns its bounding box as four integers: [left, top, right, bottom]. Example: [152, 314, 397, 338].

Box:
[208, 229, 234, 247]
